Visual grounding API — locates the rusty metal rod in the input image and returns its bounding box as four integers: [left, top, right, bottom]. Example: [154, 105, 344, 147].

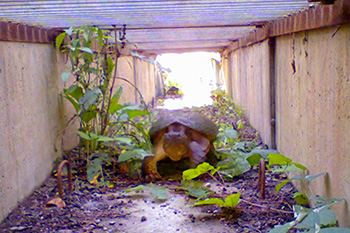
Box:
[57, 160, 73, 198]
[258, 158, 266, 200]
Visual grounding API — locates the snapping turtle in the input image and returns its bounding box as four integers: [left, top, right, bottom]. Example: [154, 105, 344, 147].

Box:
[142, 111, 218, 181]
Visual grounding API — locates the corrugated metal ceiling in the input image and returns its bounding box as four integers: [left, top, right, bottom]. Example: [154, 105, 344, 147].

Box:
[0, 0, 313, 54]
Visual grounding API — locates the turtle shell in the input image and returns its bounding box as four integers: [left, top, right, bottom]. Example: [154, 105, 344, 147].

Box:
[149, 110, 218, 143]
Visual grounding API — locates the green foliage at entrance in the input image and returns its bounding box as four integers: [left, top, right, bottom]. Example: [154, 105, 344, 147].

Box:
[57, 26, 152, 186]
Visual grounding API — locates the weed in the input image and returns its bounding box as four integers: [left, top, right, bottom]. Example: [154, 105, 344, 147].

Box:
[57, 26, 152, 186]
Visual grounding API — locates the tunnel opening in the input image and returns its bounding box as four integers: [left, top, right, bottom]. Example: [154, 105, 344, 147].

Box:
[156, 52, 224, 110]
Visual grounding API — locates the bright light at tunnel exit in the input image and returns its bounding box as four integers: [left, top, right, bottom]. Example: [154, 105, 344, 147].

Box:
[156, 52, 222, 110]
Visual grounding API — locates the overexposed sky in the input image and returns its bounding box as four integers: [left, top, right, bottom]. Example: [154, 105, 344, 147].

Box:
[156, 52, 221, 109]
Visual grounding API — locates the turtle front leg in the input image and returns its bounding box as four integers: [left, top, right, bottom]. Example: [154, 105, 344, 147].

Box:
[188, 132, 210, 168]
[142, 140, 167, 181]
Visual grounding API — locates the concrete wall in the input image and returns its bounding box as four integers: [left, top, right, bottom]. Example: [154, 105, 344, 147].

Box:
[275, 24, 350, 227]
[0, 41, 64, 222]
[226, 24, 350, 227]
[113, 56, 163, 105]
[115, 56, 137, 104]
[0, 42, 164, 222]
[134, 57, 157, 104]
[227, 40, 275, 148]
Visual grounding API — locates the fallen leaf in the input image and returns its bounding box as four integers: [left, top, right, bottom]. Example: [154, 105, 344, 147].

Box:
[46, 197, 66, 208]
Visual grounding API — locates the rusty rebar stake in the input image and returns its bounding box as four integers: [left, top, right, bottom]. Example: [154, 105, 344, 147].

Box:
[258, 158, 266, 199]
[57, 160, 73, 198]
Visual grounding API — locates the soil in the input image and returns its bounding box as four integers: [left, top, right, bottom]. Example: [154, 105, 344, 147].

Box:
[0, 98, 298, 233]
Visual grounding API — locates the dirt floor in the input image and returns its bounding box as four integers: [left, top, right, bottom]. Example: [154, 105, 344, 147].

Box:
[0, 98, 298, 233]
[0, 164, 296, 233]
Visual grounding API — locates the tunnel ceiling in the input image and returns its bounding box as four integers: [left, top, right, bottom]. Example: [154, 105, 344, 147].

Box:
[0, 0, 313, 54]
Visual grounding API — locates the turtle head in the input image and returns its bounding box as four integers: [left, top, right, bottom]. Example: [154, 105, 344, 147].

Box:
[163, 123, 189, 161]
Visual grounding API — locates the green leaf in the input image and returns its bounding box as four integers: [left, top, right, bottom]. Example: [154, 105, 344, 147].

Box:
[98, 136, 132, 144]
[82, 28, 91, 41]
[305, 173, 324, 183]
[217, 156, 251, 178]
[124, 109, 150, 119]
[293, 205, 311, 221]
[236, 119, 244, 129]
[64, 27, 74, 36]
[272, 164, 305, 173]
[125, 185, 148, 192]
[109, 87, 124, 114]
[318, 208, 337, 227]
[80, 108, 97, 123]
[182, 162, 214, 182]
[292, 162, 308, 171]
[77, 130, 94, 140]
[150, 184, 169, 201]
[246, 153, 263, 166]
[118, 149, 149, 162]
[106, 54, 115, 76]
[268, 222, 295, 233]
[112, 87, 123, 103]
[328, 198, 344, 204]
[224, 193, 241, 208]
[233, 141, 257, 152]
[181, 180, 213, 199]
[109, 103, 124, 115]
[276, 179, 291, 192]
[100, 152, 114, 164]
[87, 158, 101, 183]
[79, 89, 101, 110]
[294, 192, 309, 205]
[64, 85, 84, 102]
[63, 93, 80, 113]
[268, 154, 292, 166]
[118, 103, 143, 111]
[194, 197, 225, 207]
[246, 149, 279, 158]
[295, 211, 320, 229]
[311, 196, 343, 208]
[97, 28, 103, 48]
[61, 72, 71, 85]
[56, 32, 66, 50]
[223, 129, 239, 139]
[71, 38, 80, 49]
[78, 47, 93, 54]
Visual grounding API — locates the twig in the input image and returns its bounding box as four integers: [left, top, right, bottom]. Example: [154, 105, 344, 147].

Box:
[207, 171, 219, 183]
[240, 198, 293, 214]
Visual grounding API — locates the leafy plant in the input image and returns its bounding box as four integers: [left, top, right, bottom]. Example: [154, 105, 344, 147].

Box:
[269, 200, 349, 233]
[86, 152, 114, 187]
[267, 154, 350, 232]
[180, 180, 214, 199]
[182, 162, 216, 182]
[56, 26, 152, 185]
[181, 162, 241, 208]
[164, 80, 183, 96]
[267, 154, 323, 200]
[216, 151, 251, 178]
[194, 193, 241, 208]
